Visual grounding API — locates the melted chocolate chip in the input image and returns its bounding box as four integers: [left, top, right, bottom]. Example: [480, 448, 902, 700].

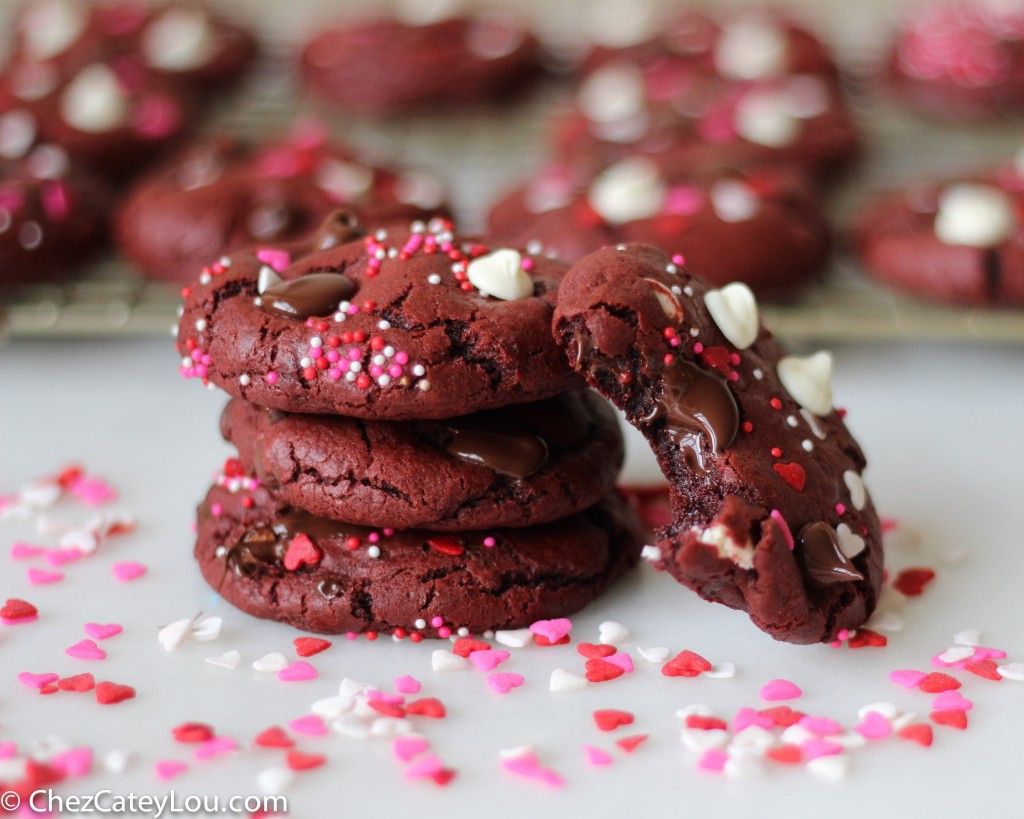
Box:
[261, 273, 355, 319]
[797, 522, 864, 587]
[314, 209, 365, 250]
[225, 526, 286, 576]
[644, 360, 739, 472]
[446, 427, 549, 479]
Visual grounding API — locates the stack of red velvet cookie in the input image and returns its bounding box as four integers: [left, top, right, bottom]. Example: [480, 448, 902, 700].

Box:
[175, 212, 645, 638]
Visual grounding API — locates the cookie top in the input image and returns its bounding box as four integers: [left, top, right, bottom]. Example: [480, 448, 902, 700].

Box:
[195, 479, 644, 636]
[176, 213, 584, 420]
[552, 244, 883, 644]
[115, 129, 448, 282]
[221, 390, 624, 531]
[0, 109, 110, 288]
[887, 2, 1024, 121]
[487, 156, 830, 297]
[854, 161, 1024, 305]
[299, 11, 543, 115]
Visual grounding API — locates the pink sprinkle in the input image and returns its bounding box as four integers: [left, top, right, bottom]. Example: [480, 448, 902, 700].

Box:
[604, 653, 634, 673]
[45, 548, 83, 567]
[133, 94, 181, 138]
[470, 649, 510, 671]
[430, 616, 444, 628]
[404, 753, 444, 779]
[801, 738, 843, 760]
[798, 716, 843, 736]
[256, 248, 291, 272]
[11, 542, 45, 560]
[486, 672, 525, 694]
[348, 348, 362, 361]
[367, 689, 405, 705]
[65, 639, 107, 661]
[85, 623, 124, 641]
[289, 715, 327, 736]
[278, 661, 318, 682]
[68, 475, 117, 506]
[890, 669, 928, 689]
[855, 711, 892, 740]
[769, 509, 794, 550]
[835, 503, 846, 516]
[483, 537, 496, 547]
[265, 372, 279, 385]
[112, 562, 147, 582]
[52, 747, 93, 777]
[759, 679, 802, 701]
[501, 751, 564, 788]
[194, 737, 237, 761]
[155, 760, 187, 780]
[528, 618, 572, 643]
[664, 184, 705, 215]
[393, 735, 430, 762]
[0, 742, 17, 759]
[18, 671, 58, 689]
[395, 352, 409, 365]
[394, 675, 421, 695]
[41, 181, 71, 221]
[697, 748, 728, 772]
[210, 503, 223, 517]
[932, 691, 973, 711]
[692, 342, 704, 354]
[583, 744, 614, 767]
[28, 568, 64, 585]
[733, 707, 774, 732]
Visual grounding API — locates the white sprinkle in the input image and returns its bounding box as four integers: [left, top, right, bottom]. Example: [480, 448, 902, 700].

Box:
[671, 285, 682, 295]
[345, 372, 356, 382]
[332, 714, 370, 739]
[681, 728, 729, 752]
[938, 646, 974, 664]
[252, 652, 289, 672]
[310, 337, 323, 348]
[194, 319, 206, 331]
[666, 263, 678, 274]
[349, 361, 362, 373]
[414, 619, 426, 630]
[549, 668, 588, 693]
[375, 229, 388, 241]
[374, 249, 386, 260]
[199, 272, 211, 285]
[704, 661, 737, 679]
[257, 767, 295, 795]
[253, 297, 262, 307]
[495, 628, 533, 648]
[526, 240, 543, 255]
[683, 286, 694, 296]
[205, 650, 240, 670]
[637, 646, 670, 663]
[953, 628, 982, 647]
[219, 256, 231, 267]
[367, 545, 380, 558]
[802, 439, 814, 452]
[103, 751, 131, 774]
[157, 619, 193, 652]
[427, 274, 441, 285]
[640, 544, 661, 561]
[867, 611, 903, 632]
[378, 375, 391, 387]
[372, 354, 385, 366]
[312, 696, 353, 719]
[378, 320, 392, 330]
[786, 415, 798, 427]
[383, 346, 395, 357]
[388, 248, 399, 258]
[451, 262, 465, 273]
[807, 755, 848, 781]
[857, 702, 898, 720]
[411, 220, 425, 233]
[997, 663, 1024, 682]
[333, 312, 346, 322]
[457, 627, 469, 637]
[191, 615, 222, 641]
[418, 380, 431, 391]
[412, 364, 426, 376]
[598, 620, 630, 645]
[431, 650, 468, 672]
[300, 357, 312, 368]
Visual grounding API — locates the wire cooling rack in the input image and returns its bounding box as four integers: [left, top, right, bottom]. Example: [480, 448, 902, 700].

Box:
[2, 0, 1023, 342]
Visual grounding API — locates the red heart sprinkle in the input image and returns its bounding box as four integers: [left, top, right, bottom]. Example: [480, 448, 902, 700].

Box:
[40, 684, 60, 695]
[1, 598, 38, 622]
[897, 724, 934, 746]
[406, 697, 446, 719]
[95, 681, 136, 705]
[930, 710, 967, 730]
[685, 715, 727, 731]
[919, 672, 961, 693]
[661, 650, 712, 678]
[286, 751, 326, 771]
[254, 726, 294, 749]
[294, 637, 332, 657]
[964, 659, 1002, 681]
[585, 659, 625, 683]
[55, 465, 84, 488]
[766, 745, 803, 765]
[172, 722, 214, 743]
[23, 759, 64, 788]
[894, 568, 936, 597]
[700, 346, 733, 376]
[368, 701, 406, 719]
[772, 462, 806, 492]
[432, 769, 457, 786]
[615, 734, 648, 753]
[283, 534, 321, 571]
[847, 628, 887, 648]
[577, 642, 616, 659]
[452, 638, 490, 657]
[534, 633, 571, 647]
[593, 709, 634, 731]
[57, 673, 95, 693]
[427, 535, 464, 556]
[759, 706, 805, 728]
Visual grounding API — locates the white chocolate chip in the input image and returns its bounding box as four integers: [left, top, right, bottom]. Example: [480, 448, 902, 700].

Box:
[143, 8, 216, 71]
[577, 62, 646, 124]
[714, 19, 787, 81]
[704, 282, 759, 349]
[644, 278, 684, 322]
[588, 157, 666, 224]
[934, 183, 1016, 248]
[257, 265, 282, 294]
[60, 64, 128, 133]
[777, 351, 833, 416]
[710, 179, 760, 223]
[734, 87, 799, 147]
[0, 110, 37, 161]
[843, 469, 867, 510]
[694, 522, 754, 569]
[836, 523, 865, 558]
[22, 0, 87, 61]
[466, 249, 533, 301]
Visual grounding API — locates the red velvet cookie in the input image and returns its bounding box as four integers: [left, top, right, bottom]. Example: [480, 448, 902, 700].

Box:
[487, 156, 830, 297]
[195, 479, 644, 637]
[552, 244, 883, 644]
[299, 10, 543, 115]
[115, 128, 448, 282]
[176, 213, 584, 420]
[854, 161, 1024, 305]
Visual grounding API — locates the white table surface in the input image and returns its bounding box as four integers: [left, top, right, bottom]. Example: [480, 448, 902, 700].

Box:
[1, 335, 1023, 818]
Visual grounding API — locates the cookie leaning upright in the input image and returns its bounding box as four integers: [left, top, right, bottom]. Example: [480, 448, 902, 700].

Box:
[176, 215, 584, 420]
[552, 244, 883, 644]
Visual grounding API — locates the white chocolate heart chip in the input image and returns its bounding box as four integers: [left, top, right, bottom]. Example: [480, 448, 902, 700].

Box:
[777, 351, 833, 416]
[836, 523, 865, 558]
[710, 179, 760, 223]
[704, 282, 759, 349]
[644, 278, 684, 322]
[205, 650, 241, 670]
[714, 19, 787, 81]
[252, 652, 289, 672]
[60, 64, 129, 133]
[22, 0, 88, 61]
[157, 618, 193, 652]
[843, 469, 867, 510]
[577, 62, 646, 124]
[257, 265, 282, 295]
[143, 8, 216, 71]
[588, 157, 666, 224]
[933, 183, 1016, 248]
[467, 249, 534, 301]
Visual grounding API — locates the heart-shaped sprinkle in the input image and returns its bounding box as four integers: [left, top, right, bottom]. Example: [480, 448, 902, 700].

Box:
[95, 681, 136, 705]
[158, 619, 192, 652]
[103, 750, 130, 774]
[11, 542, 45, 560]
[919, 672, 961, 693]
[2, 598, 39, 624]
[697, 748, 729, 772]
[283, 533, 321, 571]
[583, 745, 614, 767]
[254, 727, 293, 749]
[588, 157, 666, 224]
[932, 690, 972, 711]
[800, 737, 843, 760]
[934, 183, 1016, 248]
[848, 628, 887, 648]
[797, 716, 842, 736]
[529, 618, 572, 644]
[57, 673, 95, 692]
[431, 650, 468, 672]
[28, 568, 63, 585]
[19, 671, 59, 689]
[494, 628, 533, 648]
[593, 709, 634, 732]
[777, 352, 833, 416]
[66, 639, 106, 661]
[294, 637, 332, 657]
[112, 562, 146, 582]
[195, 737, 237, 761]
[404, 753, 444, 779]
[604, 653, 634, 673]
[451, 637, 490, 657]
[486, 672, 524, 694]
[598, 620, 630, 644]
[636, 645, 670, 663]
[766, 745, 803, 765]
[172, 723, 214, 744]
[84, 623, 123, 641]
[889, 669, 927, 689]
[278, 661, 318, 682]
[256, 766, 294, 794]
[759, 706, 805, 728]
[394, 674, 420, 695]
[466, 249, 534, 301]
[585, 659, 624, 683]
[836, 523, 865, 558]
[577, 642, 616, 659]
[897, 723, 933, 746]
[155, 760, 187, 781]
[807, 754, 848, 781]
[996, 662, 1024, 681]
[615, 735, 648, 753]
[191, 616, 222, 642]
[772, 462, 806, 492]
[930, 709, 967, 729]
[964, 659, 1002, 680]
[288, 715, 327, 736]
[252, 652, 289, 672]
[406, 697, 446, 718]
[894, 567, 936, 597]
[843, 470, 867, 510]
[760, 679, 802, 703]
[953, 628, 982, 646]
[256, 248, 291, 273]
[393, 735, 430, 762]
[205, 650, 240, 670]
[855, 711, 891, 740]
[661, 650, 711, 678]
[549, 668, 587, 693]
[286, 751, 326, 772]
[687, 715, 729, 731]
[704, 282, 759, 349]
[469, 649, 510, 671]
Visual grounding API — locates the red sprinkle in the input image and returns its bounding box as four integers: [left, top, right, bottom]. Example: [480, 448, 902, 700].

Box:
[254, 726, 294, 749]
[286, 751, 327, 771]
[294, 637, 332, 657]
[585, 659, 625, 683]
[593, 709, 634, 732]
[919, 673, 961, 693]
[930, 710, 968, 730]
[964, 659, 1002, 681]
[56, 673, 96, 693]
[897, 724, 934, 746]
[427, 535, 465, 556]
[406, 698, 446, 719]
[452, 638, 490, 657]
[662, 650, 712, 678]
[894, 568, 936, 597]
[615, 735, 648, 753]
[577, 642, 616, 659]
[172, 723, 215, 744]
[283, 534, 321, 571]
[95, 681, 136, 705]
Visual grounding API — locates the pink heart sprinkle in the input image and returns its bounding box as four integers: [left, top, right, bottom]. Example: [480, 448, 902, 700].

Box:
[52, 747, 93, 777]
[486, 672, 525, 694]
[393, 736, 430, 762]
[529, 618, 572, 643]
[855, 711, 892, 740]
[85, 623, 123, 641]
[759, 678, 802, 701]
[66, 639, 107, 661]
[403, 753, 444, 779]
[366, 689, 404, 704]
[0, 742, 17, 759]
[890, 669, 927, 689]
[69, 476, 117, 506]
[256, 248, 291, 272]
[932, 691, 973, 712]
[798, 716, 843, 736]
[800, 738, 843, 760]
[18, 672, 59, 689]
[583, 745, 614, 767]
[697, 748, 728, 772]
[278, 661, 318, 682]
[46, 548, 84, 567]
[732, 707, 774, 732]
[28, 568, 64, 585]
[194, 737, 237, 761]
[604, 652, 634, 673]
[155, 760, 187, 780]
[112, 562, 147, 582]
[11, 542, 45, 560]
[469, 649, 510, 671]
[394, 674, 421, 695]
[288, 715, 327, 736]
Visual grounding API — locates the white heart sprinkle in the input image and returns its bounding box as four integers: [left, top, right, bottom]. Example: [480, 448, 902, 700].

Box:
[103, 750, 131, 774]
[338, 677, 371, 697]
[637, 645, 670, 663]
[676, 703, 715, 719]
[836, 523, 865, 558]
[704, 661, 737, 679]
[867, 611, 903, 632]
[370, 717, 413, 737]
[431, 650, 468, 672]
[807, 755, 848, 781]
[205, 650, 240, 670]
[953, 628, 982, 647]
[843, 470, 867, 510]
[257, 265, 282, 295]
[332, 714, 370, 739]
[191, 616, 223, 642]
[777, 351, 833, 416]
[598, 620, 630, 645]
[158, 618, 193, 652]
[60, 63, 128, 133]
[704, 282, 759, 349]
[252, 652, 289, 672]
[143, 8, 215, 71]
[714, 19, 787, 81]
[891, 712, 919, 732]
[724, 754, 765, 779]
[466, 249, 533, 301]
[710, 179, 760, 223]
[831, 732, 867, 750]
[59, 528, 99, 554]
[730, 725, 775, 752]
[549, 668, 587, 693]
[780, 725, 814, 745]
[934, 184, 1016, 248]
[588, 157, 666, 224]
[312, 696, 353, 719]
[577, 62, 646, 124]
[857, 702, 897, 720]
[734, 87, 799, 148]
[681, 728, 729, 752]
[495, 628, 534, 648]
[256, 766, 295, 795]
[640, 544, 662, 562]
[997, 662, 1024, 682]
[937, 646, 973, 664]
